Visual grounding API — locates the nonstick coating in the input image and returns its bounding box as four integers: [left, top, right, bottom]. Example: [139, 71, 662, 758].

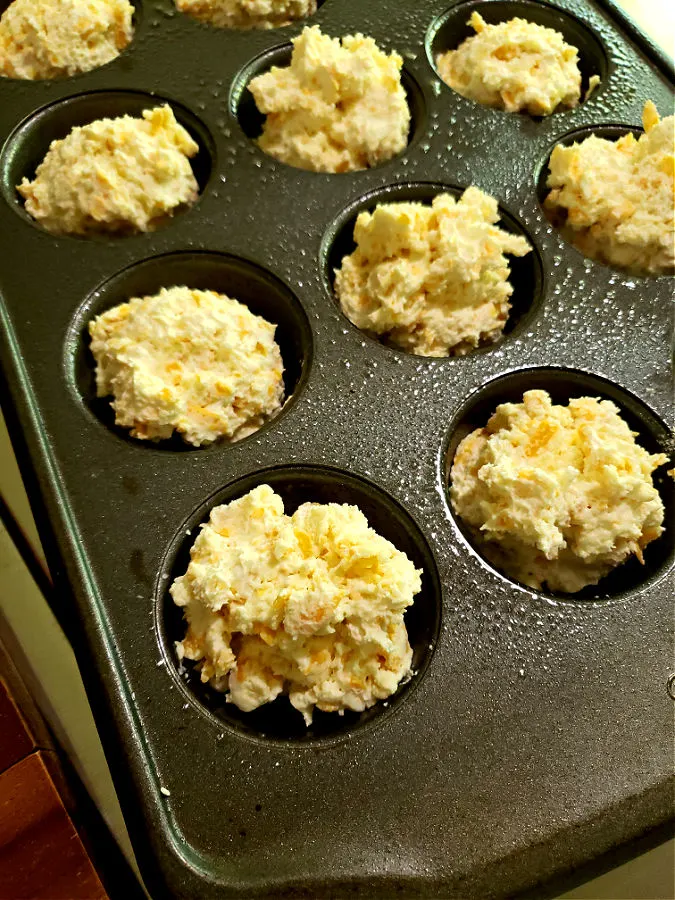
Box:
[0, 0, 673, 897]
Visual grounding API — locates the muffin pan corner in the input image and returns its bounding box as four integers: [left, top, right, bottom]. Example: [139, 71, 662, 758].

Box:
[0, 1, 673, 897]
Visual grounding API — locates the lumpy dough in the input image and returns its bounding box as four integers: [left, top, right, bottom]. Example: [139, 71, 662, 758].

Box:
[18, 106, 199, 236]
[248, 25, 410, 173]
[0, 0, 133, 79]
[544, 101, 675, 275]
[334, 187, 531, 357]
[436, 11, 584, 116]
[88, 286, 284, 445]
[450, 390, 668, 593]
[170, 484, 422, 724]
[174, 0, 316, 29]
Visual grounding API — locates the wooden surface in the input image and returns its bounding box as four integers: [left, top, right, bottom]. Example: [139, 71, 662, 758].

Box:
[0, 677, 36, 774]
[0, 752, 107, 900]
[0, 641, 109, 900]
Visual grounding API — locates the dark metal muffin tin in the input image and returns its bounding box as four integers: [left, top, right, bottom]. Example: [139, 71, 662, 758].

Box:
[0, 0, 673, 896]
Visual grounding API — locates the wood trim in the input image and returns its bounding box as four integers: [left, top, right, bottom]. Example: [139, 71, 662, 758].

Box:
[0, 751, 107, 899]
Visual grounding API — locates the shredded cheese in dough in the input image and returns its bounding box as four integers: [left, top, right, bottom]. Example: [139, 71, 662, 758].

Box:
[88, 286, 284, 445]
[450, 390, 668, 593]
[0, 0, 133, 79]
[174, 0, 316, 29]
[436, 11, 584, 116]
[18, 105, 199, 236]
[248, 25, 410, 173]
[334, 188, 531, 357]
[544, 101, 675, 275]
[170, 484, 422, 724]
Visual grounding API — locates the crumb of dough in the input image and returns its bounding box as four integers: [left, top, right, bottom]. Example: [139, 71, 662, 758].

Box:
[88, 286, 284, 445]
[585, 73, 601, 101]
[248, 25, 410, 173]
[544, 100, 675, 275]
[18, 106, 199, 236]
[0, 0, 133, 79]
[170, 484, 421, 723]
[436, 11, 584, 116]
[333, 187, 531, 357]
[174, 0, 316, 29]
[450, 390, 668, 593]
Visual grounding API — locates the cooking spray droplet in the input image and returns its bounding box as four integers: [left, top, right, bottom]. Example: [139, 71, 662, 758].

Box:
[667, 674, 675, 701]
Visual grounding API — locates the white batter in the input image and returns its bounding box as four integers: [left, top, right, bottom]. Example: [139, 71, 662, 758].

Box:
[171, 484, 421, 724]
[18, 106, 199, 235]
[436, 11, 585, 116]
[174, 0, 316, 29]
[0, 0, 133, 79]
[88, 286, 284, 445]
[334, 188, 531, 356]
[545, 100, 675, 275]
[248, 25, 410, 173]
[451, 390, 668, 593]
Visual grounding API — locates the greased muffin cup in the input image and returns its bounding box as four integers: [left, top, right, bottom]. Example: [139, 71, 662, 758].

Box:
[0, 1, 673, 898]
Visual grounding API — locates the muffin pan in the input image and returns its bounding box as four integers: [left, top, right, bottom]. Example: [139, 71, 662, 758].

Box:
[0, 0, 673, 897]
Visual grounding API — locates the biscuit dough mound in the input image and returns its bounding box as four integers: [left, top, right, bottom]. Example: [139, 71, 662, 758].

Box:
[436, 11, 584, 115]
[0, 0, 133, 79]
[334, 188, 531, 357]
[18, 105, 199, 236]
[450, 390, 668, 593]
[174, 0, 315, 29]
[248, 25, 410, 173]
[544, 101, 675, 275]
[170, 484, 422, 723]
[88, 286, 284, 445]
